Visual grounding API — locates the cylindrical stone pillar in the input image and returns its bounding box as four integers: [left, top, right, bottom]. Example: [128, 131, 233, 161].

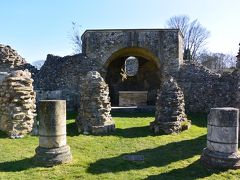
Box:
[201, 107, 240, 169]
[34, 100, 72, 166]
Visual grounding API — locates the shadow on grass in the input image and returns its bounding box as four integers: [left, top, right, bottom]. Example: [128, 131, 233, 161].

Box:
[111, 111, 155, 118]
[67, 112, 78, 120]
[146, 159, 221, 180]
[87, 135, 219, 179]
[188, 113, 207, 128]
[113, 126, 155, 138]
[67, 121, 79, 137]
[66, 124, 155, 138]
[65, 112, 207, 138]
[0, 157, 35, 172]
[0, 131, 8, 138]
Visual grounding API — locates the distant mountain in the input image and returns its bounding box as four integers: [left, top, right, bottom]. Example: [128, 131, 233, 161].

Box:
[31, 60, 45, 70]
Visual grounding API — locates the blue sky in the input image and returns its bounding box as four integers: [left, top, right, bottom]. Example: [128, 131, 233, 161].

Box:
[0, 0, 239, 63]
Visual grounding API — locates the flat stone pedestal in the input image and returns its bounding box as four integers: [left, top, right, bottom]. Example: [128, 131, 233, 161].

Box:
[34, 100, 72, 167]
[200, 107, 240, 169]
[119, 91, 148, 106]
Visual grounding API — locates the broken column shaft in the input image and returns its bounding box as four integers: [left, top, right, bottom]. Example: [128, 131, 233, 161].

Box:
[201, 107, 240, 169]
[34, 100, 72, 166]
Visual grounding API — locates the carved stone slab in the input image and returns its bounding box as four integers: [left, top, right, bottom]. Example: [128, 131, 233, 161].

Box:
[124, 56, 139, 76]
[122, 154, 144, 162]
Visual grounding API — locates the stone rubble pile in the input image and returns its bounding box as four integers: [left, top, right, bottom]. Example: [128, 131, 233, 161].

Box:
[0, 70, 36, 138]
[76, 71, 115, 134]
[0, 44, 38, 80]
[0, 44, 26, 71]
[150, 76, 190, 134]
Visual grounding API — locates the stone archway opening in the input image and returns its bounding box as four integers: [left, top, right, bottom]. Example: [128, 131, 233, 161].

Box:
[105, 47, 162, 107]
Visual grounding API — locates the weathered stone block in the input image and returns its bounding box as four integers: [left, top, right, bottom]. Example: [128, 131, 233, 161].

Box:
[208, 107, 238, 127]
[119, 91, 148, 106]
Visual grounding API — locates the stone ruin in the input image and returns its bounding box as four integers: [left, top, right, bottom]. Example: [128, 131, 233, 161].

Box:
[201, 107, 240, 169]
[34, 29, 239, 116]
[0, 30, 240, 136]
[0, 44, 37, 138]
[0, 44, 38, 78]
[235, 44, 240, 110]
[150, 75, 190, 134]
[0, 30, 239, 169]
[34, 100, 72, 166]
[0, 44, 26, 71]
[0, 70, 36, 138]
[75, 71, 115, 134]
[32, 29, 240, 134]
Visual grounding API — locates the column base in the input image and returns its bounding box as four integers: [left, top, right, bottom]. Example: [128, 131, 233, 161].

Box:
[200, 148, 240, 169]
[34, 145, 72, 167]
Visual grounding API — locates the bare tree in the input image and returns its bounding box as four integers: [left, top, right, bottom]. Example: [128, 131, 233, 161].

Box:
[198, 51, 236, 70]
[166, 15, 210, 60]
[70, 22, 82, 54]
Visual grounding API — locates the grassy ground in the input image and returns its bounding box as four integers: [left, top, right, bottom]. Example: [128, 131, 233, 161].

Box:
[0, 112, 240, 180]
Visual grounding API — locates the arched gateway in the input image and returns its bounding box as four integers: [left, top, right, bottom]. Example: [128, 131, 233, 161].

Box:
[81, 29, 184, 106]
[35, 28, 191, 135]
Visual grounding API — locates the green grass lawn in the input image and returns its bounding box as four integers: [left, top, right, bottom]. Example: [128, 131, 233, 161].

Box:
[0, 112, 240, 180]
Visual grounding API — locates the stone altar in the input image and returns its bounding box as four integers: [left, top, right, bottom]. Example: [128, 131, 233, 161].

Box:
[119, 91, 148, 106]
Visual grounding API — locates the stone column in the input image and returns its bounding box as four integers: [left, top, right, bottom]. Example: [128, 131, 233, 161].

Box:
[34, 100, 72, 167]
[201, 107, 240, 169]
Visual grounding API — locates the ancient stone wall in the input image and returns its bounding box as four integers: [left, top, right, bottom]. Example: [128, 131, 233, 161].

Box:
[35, 54, 92, 111]
[34, 29, 184, 111]
[177, 62, 235, 113]
[234, 46, 240, 111]
[0, 44, 38, 78]
[0, 44, 26, 71]
[33, 30, 239, 114]
[232, 69, 240, 110]
[82, 29, 183, 75]
[0, 70, 36, 138]
[35, 55, 239, 114]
